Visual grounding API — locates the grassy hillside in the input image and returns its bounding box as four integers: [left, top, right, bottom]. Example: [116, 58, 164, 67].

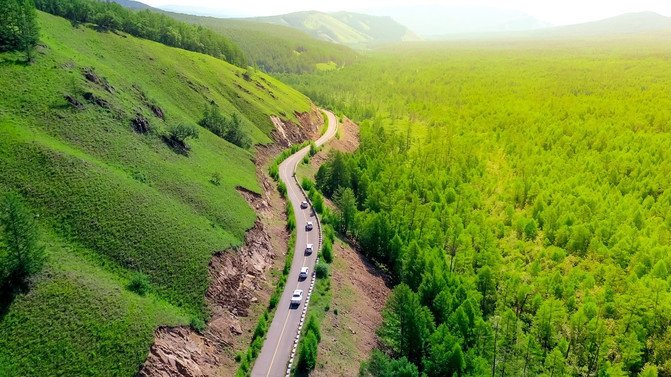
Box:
[252, 11, 420, 47]
[0, 11, 311, 376]
[169, 13, 359, 73]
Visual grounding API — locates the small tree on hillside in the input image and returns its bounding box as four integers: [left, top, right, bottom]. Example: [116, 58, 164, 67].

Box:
[0, 0, 40, 62]
[167, 123, 199, 146]
[0, 192, 44, 287]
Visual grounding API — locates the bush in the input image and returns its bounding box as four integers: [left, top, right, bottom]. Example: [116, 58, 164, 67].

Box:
[278, 181, 287, 198]
[302, 178, 315, 191]
[297, 332, 318, 372]
[305, 315, 321, 342]
[309, 142, 318, 156]
[269, 164, 279, 181]
[127, 272, 150, 296]
[313, 194, 324, 214]
[167, 123, 199, 145]
[210, 172, 221, 186]
[322, 240, 333, 263]
[252, 314, 268, 340]
[315, 262, 329, 279]
[189, 317, 206, 333]
[269, 291, 280, 310]
[286, 202, 295, 231]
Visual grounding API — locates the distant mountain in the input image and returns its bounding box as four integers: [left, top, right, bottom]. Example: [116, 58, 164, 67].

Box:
[250, 11, 421, 47]
[540, 12, 671, 37]
[364, 5, 550, 36]
[159, 4, 251, 18]
[108, 0, 156, 10]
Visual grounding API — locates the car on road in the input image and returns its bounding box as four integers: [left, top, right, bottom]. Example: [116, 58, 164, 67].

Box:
[305, 243, 314, 255]
[300, 201, 309, 209]
[299, 267, 309, 280]
[305, 221, 313, 231]
[290, 289, 303, 307]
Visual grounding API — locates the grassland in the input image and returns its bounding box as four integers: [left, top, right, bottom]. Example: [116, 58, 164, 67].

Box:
[0, 11, 312, 376]
[283, 36, 671, 375]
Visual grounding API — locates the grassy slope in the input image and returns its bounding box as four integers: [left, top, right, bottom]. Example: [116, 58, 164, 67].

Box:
[168, 13, 358, 73]
[0, 12, 311, 376]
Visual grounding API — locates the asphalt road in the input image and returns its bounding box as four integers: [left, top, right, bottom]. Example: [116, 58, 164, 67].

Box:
[251, 110, 339, 377]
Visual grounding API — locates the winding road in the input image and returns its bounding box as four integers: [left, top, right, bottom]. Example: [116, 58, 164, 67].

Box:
[252, 110, 338, 377]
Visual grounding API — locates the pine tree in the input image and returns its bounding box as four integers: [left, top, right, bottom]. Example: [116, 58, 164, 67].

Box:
[1, 192, 44, 287]
[0, 0, 39, 62]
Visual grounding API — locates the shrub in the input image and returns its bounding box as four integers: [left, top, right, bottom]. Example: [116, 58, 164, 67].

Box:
[252, 314, 268, 340]
[302, 178, 315, 191]
[322, 240, 333, 263]
[269, 164, 279, 181]
[315, 262, 329, 279]
[209, 172, 221, 186]
[126, 272, 150, 296]
[167, 123, 198, 147]
[189, 317, 206, 333]
[313, 194, 324, 214]
[297, 332, 318, 372]
[309, 142, 318, 156]
[305, 315, 321, 342]
[198, 104, 251, 148]
[278, 181, 287, 198]
[269, 291, 280, 310]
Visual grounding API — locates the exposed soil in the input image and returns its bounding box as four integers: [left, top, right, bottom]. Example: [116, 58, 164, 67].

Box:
[137, 107, 323, 377]
[312, 240, 391, 377]
[310, 117, 359, 169]
[270, 107, 324, 148]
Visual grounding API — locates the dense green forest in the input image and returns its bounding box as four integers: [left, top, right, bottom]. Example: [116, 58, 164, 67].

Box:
[34, 0, 247, 66]
[284, 38, 671, 376]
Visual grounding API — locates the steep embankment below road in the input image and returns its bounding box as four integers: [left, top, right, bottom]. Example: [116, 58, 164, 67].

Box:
[0, 11, 318, 377]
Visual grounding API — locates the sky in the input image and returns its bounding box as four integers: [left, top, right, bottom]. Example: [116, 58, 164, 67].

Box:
[142, 0, 671, 25]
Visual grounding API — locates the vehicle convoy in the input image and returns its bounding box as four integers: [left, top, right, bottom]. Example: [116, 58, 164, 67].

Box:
[299, 267, 309, 280]
[300, 201, 309, 209]
[305, 221, 313, 231]
[290, 290, 304, 307]
[305, 243, 314, 255]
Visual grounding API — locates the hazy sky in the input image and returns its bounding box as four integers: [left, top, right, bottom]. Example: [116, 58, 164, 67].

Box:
[142, 0, 671, 25]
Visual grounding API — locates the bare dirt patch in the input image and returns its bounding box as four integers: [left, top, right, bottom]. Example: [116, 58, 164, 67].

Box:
[138, 107, 323, 377]
[312, 240, 391, 376]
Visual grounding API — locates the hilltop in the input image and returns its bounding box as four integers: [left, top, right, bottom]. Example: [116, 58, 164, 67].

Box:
[250, 11, 420, 47]
[0, 11, 316, 376]
[540, 11, 671, 37]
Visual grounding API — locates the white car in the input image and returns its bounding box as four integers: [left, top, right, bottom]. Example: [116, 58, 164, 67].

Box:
[291, 289, 304, 306]
[299, 267, 309, 280]
[305, 221, 313, 231]
[300, 201, 309, 209]
[305, 243, 314, 255]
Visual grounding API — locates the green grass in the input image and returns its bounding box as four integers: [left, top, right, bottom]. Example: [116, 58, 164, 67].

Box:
[167, 14, 358, 74]
[0, 11, 313, 376]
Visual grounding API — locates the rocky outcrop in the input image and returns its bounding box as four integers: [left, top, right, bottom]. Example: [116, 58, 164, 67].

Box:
[270, 106, 323, 147]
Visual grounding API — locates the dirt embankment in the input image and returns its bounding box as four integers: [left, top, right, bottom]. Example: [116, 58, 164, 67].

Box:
[313, 240, 391, 376]
[137, 107, 323, 377]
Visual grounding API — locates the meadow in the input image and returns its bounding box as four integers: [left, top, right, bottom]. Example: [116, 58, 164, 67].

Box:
[0, 11, 311, 376]
[283, 37, 671, 376]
